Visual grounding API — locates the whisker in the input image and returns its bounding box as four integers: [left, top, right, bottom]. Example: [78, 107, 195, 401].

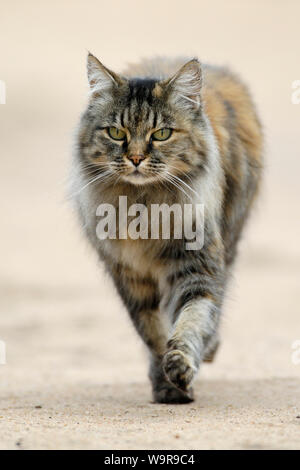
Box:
[71, 170, 114, 198]
[156, 175, 174, 196]
[166, 163, 195, 184]
[169, 173, 199, 198]
[163, 172, 193, 201]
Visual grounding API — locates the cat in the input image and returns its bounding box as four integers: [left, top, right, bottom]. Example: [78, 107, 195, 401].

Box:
[71, 53, 263, 403]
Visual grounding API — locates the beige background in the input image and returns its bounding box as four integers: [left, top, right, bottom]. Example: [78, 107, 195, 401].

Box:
[0, 0, 299, 449]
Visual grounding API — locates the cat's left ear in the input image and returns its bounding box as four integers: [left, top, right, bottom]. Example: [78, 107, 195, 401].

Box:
[163, 59, 202, 110]
[87, 53, 125, 94]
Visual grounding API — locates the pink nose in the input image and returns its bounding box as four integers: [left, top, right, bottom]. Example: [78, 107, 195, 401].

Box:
[127, 154, 145, 167]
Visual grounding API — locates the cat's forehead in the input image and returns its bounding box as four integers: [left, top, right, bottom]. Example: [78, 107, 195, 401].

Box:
[128, 78, 157, 103]
[117, 78, 174, 131]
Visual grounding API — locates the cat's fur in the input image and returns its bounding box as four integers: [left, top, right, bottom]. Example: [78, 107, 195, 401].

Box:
[71, 54, 263, 403]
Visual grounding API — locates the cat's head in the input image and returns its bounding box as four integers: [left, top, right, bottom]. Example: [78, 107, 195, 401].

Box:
[78, 53, 207, 187]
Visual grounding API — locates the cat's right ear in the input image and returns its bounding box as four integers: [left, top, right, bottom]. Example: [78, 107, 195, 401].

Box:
[87, 53, 124, 95]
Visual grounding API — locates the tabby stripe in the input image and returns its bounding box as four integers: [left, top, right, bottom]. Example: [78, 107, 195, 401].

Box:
[120, 110, 125, 128]
[153, 112, 157, 129]
[174, 287, 211, 316]
[115, 280, 160, 317]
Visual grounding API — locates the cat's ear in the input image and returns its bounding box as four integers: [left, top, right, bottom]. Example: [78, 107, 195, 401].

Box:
[164, 59, 202, 110]
[87, 53, 124, 95]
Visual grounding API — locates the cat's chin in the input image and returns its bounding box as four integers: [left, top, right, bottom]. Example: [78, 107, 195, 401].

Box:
[121, 173, 159, 186]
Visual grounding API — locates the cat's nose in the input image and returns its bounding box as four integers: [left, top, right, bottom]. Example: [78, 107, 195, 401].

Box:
[127, 154, 146, 167]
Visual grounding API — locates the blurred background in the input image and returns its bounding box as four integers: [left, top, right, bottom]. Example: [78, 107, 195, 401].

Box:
[0, 0, 299, 450]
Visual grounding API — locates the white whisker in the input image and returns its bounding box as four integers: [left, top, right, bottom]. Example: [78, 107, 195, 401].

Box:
[71, 170, 113, 198]
[163, 171, 193, 201]
[170, 173, 199, 198]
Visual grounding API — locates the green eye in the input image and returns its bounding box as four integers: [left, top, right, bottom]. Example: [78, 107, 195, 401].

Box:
[152, 128, 172, 141]
[107, 127, 126, 141]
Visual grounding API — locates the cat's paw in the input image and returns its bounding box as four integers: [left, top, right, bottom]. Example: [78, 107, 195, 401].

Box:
[153, 383, 194, 404]
[162, 349, 195, 392]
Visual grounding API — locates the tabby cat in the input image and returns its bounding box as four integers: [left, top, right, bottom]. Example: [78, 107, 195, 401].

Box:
[72, 53, 262, 403]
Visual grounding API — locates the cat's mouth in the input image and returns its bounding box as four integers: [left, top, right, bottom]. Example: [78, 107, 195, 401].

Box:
[121, 168, 158, 185]
[122, 171, 148, 184]
[132, 168, 146, 177]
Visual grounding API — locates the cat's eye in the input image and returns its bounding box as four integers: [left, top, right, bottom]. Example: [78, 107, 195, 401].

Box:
[107, 127, 126, 141]
[152, 128, 172, 141]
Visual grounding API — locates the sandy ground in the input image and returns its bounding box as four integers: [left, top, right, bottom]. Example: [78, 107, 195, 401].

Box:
[0, 1, 300, 450]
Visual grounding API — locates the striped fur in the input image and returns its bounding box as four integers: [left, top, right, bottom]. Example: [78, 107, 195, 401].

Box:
[71, 54, 263, 403]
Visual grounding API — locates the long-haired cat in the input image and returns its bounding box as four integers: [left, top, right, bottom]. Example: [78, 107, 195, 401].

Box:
[71, 53, 262, 403]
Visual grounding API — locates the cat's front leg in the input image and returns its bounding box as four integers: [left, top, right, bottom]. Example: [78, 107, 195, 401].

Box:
[163, 297, 221, 392]
[149, 354, 194, 403]
[162, 249, 225, 393]
[109, 263, 169, 356]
